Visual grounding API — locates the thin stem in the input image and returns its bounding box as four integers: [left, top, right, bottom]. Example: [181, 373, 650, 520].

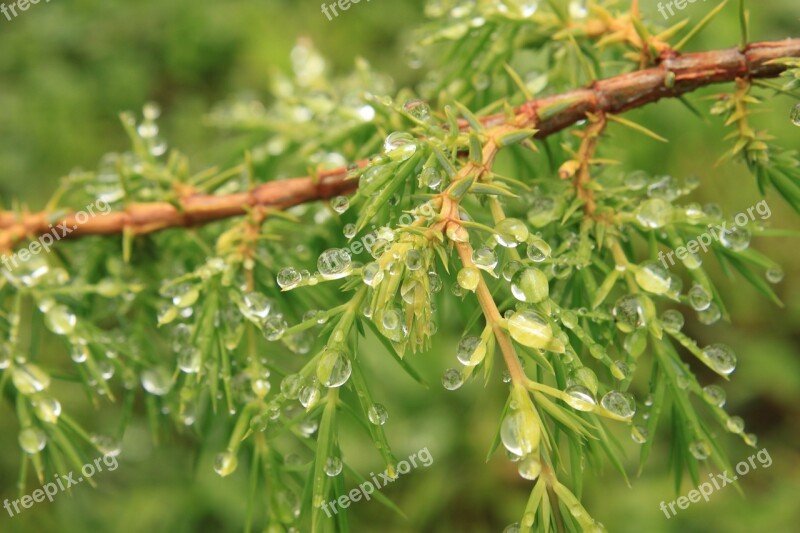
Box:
[1, 39, 798, 251]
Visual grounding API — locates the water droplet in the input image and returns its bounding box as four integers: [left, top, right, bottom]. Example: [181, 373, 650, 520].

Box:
[502, 260, 523, 281]
[384, 132, 417, 161]
[247, 306, 281, 338]
[404, 249, 423, 271]
[456, 336, 486, 366]
[428, 271, 442, 293]
[625, 171, 648, 190]
[362, 262, 384, 288]
[382, 308, 401, 331]
[404, 99, 431, 121]
[325, 456, 343, 477]
[331, 196, 350, 214]
[367, 403, 388, 425]
[19, 428, 47, 454]
[141, 367, 173, 396]
[661, 309, 685, 333]
[688, 284, 712, 311]
[244, 292, 273, 318]
[316, 348, 352, 388]
[503, 523, 521, 533]
[277, 267, 302, 290]
[517, 455, 541, 480]
[252, 378, 272, 399]
[11, 364, 51, 395]
[612, 361, 630, 380]
[318, 249, 352, 280]
[472, 246, 498, 271]
[71, 344, 90, 364]
[441, 368, 464, 390]
[511, 268, 549, 303]
[726, 416, 745, 434]
[600, 391, 636, 419]
[421, 167, 443, 189]
[33, 397, 62, 424]
[612, 295, 645, 332]
[689, 440, 710, 460]
[631, 425, 648, 444]
[635, 198, 672, 229]
[214, 451, 238, 477]
[90, 434, 121, 456]
[280, 374, 304, 399]
[494, 218, 529, 248]
[634, 262, 671, 295]
[743, 433, 758, 447]
[791, 103, 800, 126]
[568, 0, 588, 18]
[564, 385, 596, 411]
[501, 410, 539, 456]
[702, 384, 726, 407]
[507, 310, 555, 350]
[175, 346, 200, 373]
[457, 267, 481, 292]
[44, 305, 77, 336]
[137, 121, 158, 139]
[526, 241, 550, 262]
[647, 175, 680, 201]
[766, 267, 784, 284]
[697, 303, 721, 325]
[343, 223, 357, 239]
[720, 226, 751, 251]
[702, 344, 737, 375]
[299, 385, 321, 408]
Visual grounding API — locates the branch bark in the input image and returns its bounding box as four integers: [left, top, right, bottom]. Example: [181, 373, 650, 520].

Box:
[1, 39, 798, 252]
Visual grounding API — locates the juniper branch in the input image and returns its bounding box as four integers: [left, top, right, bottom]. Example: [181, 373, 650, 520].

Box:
[1, 39, 798, 252]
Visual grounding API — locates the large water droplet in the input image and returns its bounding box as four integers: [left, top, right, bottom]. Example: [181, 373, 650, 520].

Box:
[660, 309, 684, 333]
[316, 348, 352, 388]
[384, 132, 417, 161]
[766, 267, 784, 284]
[457, 267, 481, 292]
[689, 440, 710, 460]
[325, 456, 343, 477]
[791, 103, 800, 126]
[600, 391, 636, 419]
[214, 451, 238, 477]
[456, 336, 486, 367]
[494, 218, 529, 248]
[318, 249, 352, 280]
[635, 198, 672, 229]
[141, 367, 173, 396]
[720, 226, 751, 251]
[33, 397, 62, 424]
[634, 262, 671, 295]
[563, 385, 596, 411]
[507, 310, 555, 350]
[517, 455, 542, 480]
[702, 384, 726, 407]
[263, 315, 287, 341]
[11, 364, 51, 395]
[726, 416, 745, 434]
[441, 368, 464, 390]
[331, 196, 350, 214]
[612, 295, 645, 332]
[299, 385, 321, 408]
[368, 403, 388, 425]
[277, 267, 302, 290]
[701, 344, 737, 375]
[19, 428, 47, 454]
[688, 284, 712, 311]
[500, 411, 539, 456]
[44, 305, 77, 336]
[511, 268, 549, 303]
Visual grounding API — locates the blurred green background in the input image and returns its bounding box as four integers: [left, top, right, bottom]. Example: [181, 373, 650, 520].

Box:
[1, 1, 799, 532]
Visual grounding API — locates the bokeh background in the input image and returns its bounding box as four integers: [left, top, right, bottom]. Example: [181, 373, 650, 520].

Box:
[1, 1, 798, 532]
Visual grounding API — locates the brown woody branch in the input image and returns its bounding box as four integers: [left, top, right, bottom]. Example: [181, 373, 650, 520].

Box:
[1, 39, 799, 253]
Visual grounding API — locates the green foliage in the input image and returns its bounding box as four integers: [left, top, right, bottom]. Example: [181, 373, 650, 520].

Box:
[1, 1, 799, 532]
